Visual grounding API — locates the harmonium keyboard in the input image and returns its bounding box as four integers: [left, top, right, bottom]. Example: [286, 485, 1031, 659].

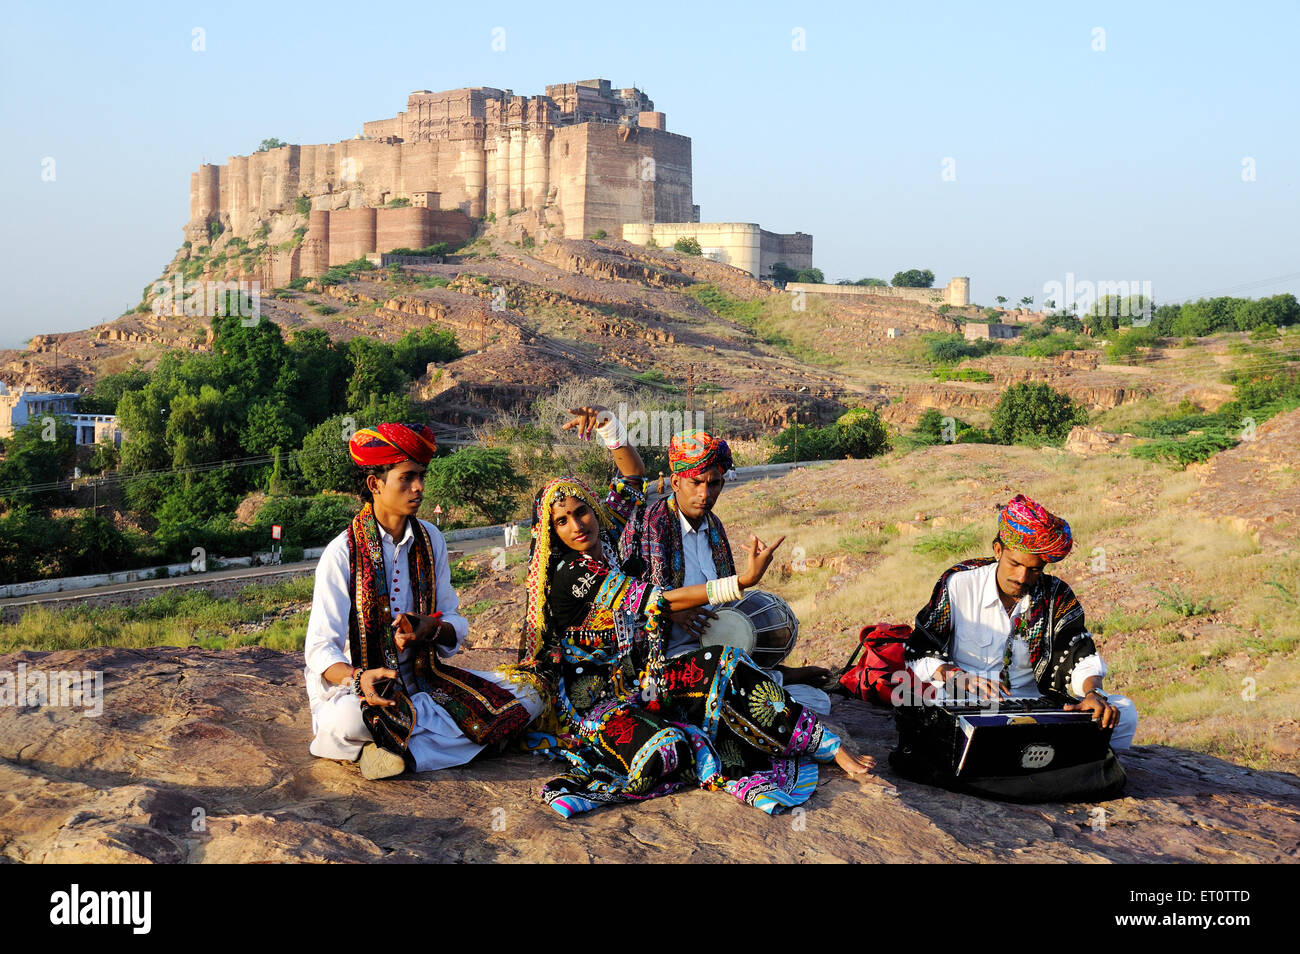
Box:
[889, 697, 1126, 802]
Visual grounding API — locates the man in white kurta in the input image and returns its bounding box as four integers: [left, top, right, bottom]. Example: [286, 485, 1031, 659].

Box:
[906, 493, 1138, 751]
[303, 420, 541, 778]
[303, 515, 542, 772]
[908, 561, 1138, 749]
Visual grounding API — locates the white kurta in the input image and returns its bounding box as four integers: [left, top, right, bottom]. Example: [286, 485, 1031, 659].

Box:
[908, 562, 1137, 749]
[302, 516, 541, 771]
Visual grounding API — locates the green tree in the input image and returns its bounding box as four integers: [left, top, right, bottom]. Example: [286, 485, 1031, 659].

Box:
[242, 398, 305, 456]
[834, 408, 890, 457]
[673, 236, 703, 255]
[0, 417, 77, 507]
[990, 382, 1089, 446]
[392, 326, 462, 379]
[892, 269, 935, 288]
[297, 395, 426, 495]
[287, 328, 350, 424]
[771, 262, 798, 285]
[793, 267, 824, 284]
[346, 338, 407, 409]
[424, 447, 527, 524]
[77, 369, 150, 414]
[258, 138, 288, 152]
[769, 409, 889, 463]
[66, 512, 131, 574]
[87, 440, 120, 475]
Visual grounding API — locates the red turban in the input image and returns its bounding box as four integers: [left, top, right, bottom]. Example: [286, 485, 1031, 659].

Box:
[348, 422, 438, 467]
[997, 494, 1073, 562]
[668, 429, 732, 480]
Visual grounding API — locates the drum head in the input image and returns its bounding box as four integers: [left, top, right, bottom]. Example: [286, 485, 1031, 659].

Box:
[701, 608, 756, 653]
[699, 590, 799, 667]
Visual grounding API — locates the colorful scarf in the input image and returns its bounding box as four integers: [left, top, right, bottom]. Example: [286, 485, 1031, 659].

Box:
[349, 422, 438, 466]
[905, 558, 1098, 697]
[346, 503, 531, 749]
[997, 494, 1073, 563]
[668, 429, 732, 479]
[618, 492, 735, 590]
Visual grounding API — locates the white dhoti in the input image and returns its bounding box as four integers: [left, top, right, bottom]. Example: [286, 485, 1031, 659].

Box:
[307, 667, 543, 772]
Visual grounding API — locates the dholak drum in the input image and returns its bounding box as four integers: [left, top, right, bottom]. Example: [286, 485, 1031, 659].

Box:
[889, 698, 1127, 803]
[700, 590, 799, 669]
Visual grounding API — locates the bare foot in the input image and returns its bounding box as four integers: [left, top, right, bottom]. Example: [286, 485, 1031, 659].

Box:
[835, 747, 875, 778]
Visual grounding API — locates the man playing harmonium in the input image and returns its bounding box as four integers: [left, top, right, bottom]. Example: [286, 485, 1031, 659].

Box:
[904, 493, 1138, 750]
[617, 428, 831, 710]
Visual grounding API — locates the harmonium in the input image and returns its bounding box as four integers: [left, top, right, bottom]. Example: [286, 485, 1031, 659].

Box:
[889, 696, 1127, 802]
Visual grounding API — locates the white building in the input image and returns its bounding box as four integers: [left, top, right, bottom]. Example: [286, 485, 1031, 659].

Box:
[0, 382, 122, 446]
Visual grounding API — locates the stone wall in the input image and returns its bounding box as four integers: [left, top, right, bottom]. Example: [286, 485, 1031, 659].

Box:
[787, 277, 971, 307]
[619, 222, 811, 279]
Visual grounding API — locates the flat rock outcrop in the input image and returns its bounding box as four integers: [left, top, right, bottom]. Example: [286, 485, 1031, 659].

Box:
[1, 646, 1295, 863]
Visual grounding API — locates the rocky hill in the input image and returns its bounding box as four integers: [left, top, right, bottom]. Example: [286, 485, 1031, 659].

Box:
[0, 236, 1258, 440]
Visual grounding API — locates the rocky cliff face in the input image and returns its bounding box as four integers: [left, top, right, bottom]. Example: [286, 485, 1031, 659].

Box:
[1, 645, 1295, 863]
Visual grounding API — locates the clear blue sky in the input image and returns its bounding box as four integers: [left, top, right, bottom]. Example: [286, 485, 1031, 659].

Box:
[2, 0, 1297, 350]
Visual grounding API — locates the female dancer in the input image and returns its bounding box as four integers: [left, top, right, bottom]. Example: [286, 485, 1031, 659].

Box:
[510, 405, 873, 818]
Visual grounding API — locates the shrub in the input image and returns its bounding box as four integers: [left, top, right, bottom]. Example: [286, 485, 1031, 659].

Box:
[924, 333, 998, 365]
[931, 367, 993, 383]
[911, 409, 985, 445]
[674, 236, 703, 255]
[769, 408, 889, 463]
[1002, 330, 1091, 358]
[589, 229, 607, 240]
[295, 194, 312, 215]
[990, 382, 1089, 446]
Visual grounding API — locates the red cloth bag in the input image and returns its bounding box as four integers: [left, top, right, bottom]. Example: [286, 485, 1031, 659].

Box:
[839, 623, 917, 706]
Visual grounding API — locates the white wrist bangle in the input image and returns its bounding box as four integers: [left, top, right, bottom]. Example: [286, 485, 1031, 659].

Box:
[595, 415, 627, 449]
[707, 575, 742, 605]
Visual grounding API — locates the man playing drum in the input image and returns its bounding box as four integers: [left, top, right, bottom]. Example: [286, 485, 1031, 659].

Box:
[618, 428, 831, 710]
[904, 494, 1138, 750]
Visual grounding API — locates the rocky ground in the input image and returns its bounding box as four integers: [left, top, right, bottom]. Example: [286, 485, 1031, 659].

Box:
[1, 645, 1296, 864]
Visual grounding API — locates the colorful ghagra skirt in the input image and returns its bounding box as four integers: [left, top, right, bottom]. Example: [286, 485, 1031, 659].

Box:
[538, 647, 842, 818]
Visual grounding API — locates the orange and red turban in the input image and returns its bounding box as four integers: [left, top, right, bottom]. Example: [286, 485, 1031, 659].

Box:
[997, 494, 1073, 562]
[348, 422, 438, 467]
[668, 428, 732, 480]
